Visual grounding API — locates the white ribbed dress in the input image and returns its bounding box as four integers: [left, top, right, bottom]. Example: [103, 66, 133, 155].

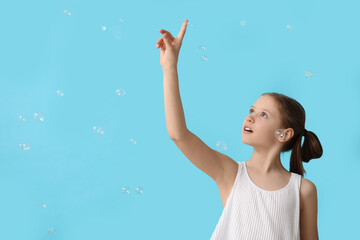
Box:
[210, 161, 302, 240]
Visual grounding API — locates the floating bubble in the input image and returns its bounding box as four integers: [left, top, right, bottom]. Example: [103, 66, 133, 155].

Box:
[56, 90, 64, 96]
[305, 70, 313, 78]
[18, 115, 26, 122]
[135, 186, 143, 194]
[216, 141, 228, 151]
[121, 186, 130, 194]
[240, 20, 246, 26]
[198, 45, 206, 51]
[286, 24, 293, 30]
[33, 112, 45, 122]
[201, 55, 208, 62]
[275, 129, 285, 140]
[115, 89, 126, 96]
[39, 203, 47, 208]
[48, 227, 56, 236]
[19, 143, 30, 151]
[63, 9, 71, 16]
[92, 126, 104, 135]
[101, 26, 107, 31]
[130, 138, 137, 144]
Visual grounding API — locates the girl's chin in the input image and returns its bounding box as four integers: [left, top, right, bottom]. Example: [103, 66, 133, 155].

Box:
[241, 139, 253, 145]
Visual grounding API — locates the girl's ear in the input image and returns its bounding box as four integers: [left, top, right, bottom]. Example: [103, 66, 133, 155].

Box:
[284, 128, 294, 141]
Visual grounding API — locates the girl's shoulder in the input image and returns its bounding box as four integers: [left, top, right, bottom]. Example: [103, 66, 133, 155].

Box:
[300, 177, 317, 204]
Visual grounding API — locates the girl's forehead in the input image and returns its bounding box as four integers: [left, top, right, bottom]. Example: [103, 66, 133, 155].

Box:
[254, 96, 278, 110]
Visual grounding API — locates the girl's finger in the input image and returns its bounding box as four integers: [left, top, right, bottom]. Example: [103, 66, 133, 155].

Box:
[157, 33, 172, 47]
[156, 36, 164, 44]
[177, 20, 188, 41]
[156, 40, 164, 48]
[156, 38, 165, 48]
[159, 29, 174, 40]
[156, 35, 165, 48]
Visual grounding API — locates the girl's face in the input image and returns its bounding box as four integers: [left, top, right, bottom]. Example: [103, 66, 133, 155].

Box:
[241, 95, 283, 147]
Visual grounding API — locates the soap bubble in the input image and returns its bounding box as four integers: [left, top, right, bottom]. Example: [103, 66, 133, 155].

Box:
[115, 89, 126, 96]
[33, 112, 45, 122]
[305, 70, 313, 78]
[198, 45, 206, 51]
[63, 9, 71, 16]
[135, 186, 143, 194]
[201, 55, 208, 62]
[92, 126, 104, 135]
[121, 186, 130, 194]
[275, 129, 285, 140]
[18, 115, 26, 122]
[56, 90, 64, 96]
[48, 227, 56, 236]
[216, 141, 228, 151]
[39, 203, 47, 208]
[19, 143, 30, 151]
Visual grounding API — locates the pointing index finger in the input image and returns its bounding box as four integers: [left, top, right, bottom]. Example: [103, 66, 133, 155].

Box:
[177, 20, 189, 41]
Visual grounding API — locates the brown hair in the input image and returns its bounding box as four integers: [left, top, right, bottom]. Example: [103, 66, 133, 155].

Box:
[262, 92, 323, 177]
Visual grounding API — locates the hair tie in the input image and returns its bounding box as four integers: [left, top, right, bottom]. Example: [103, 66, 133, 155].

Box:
[303, 129, 308, 136]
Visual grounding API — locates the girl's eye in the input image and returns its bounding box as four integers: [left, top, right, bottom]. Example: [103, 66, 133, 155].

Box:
[249, 109, 267, 118]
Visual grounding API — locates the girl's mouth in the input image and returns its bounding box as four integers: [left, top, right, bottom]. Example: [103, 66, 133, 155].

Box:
[243, 128, 253, 134]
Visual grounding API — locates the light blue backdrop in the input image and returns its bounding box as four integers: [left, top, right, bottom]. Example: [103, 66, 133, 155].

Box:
[1, 0, 359, 239]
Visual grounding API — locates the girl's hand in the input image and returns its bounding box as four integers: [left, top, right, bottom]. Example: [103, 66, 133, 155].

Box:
[156, 20, 189, 70]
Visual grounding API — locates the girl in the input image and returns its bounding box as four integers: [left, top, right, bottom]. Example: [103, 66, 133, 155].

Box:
[156, 20, 322, 240]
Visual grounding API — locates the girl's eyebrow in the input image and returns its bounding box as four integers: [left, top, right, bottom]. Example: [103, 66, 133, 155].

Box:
[250, 106, 272, 115]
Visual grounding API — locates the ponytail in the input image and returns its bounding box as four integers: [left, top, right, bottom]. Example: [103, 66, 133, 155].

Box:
[262, 93, 323, 177]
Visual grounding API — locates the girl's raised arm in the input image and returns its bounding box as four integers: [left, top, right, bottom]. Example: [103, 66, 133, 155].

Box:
[157, 20, 238, 187]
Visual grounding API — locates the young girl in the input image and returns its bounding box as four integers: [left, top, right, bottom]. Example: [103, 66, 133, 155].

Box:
[156, 20, 322, 240]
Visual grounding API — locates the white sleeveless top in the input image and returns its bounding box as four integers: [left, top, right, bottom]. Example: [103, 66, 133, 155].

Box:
[210, 161, 302, 240]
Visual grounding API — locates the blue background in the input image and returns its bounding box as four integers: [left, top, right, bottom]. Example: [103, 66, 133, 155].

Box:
[1, 0, 359, 239]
